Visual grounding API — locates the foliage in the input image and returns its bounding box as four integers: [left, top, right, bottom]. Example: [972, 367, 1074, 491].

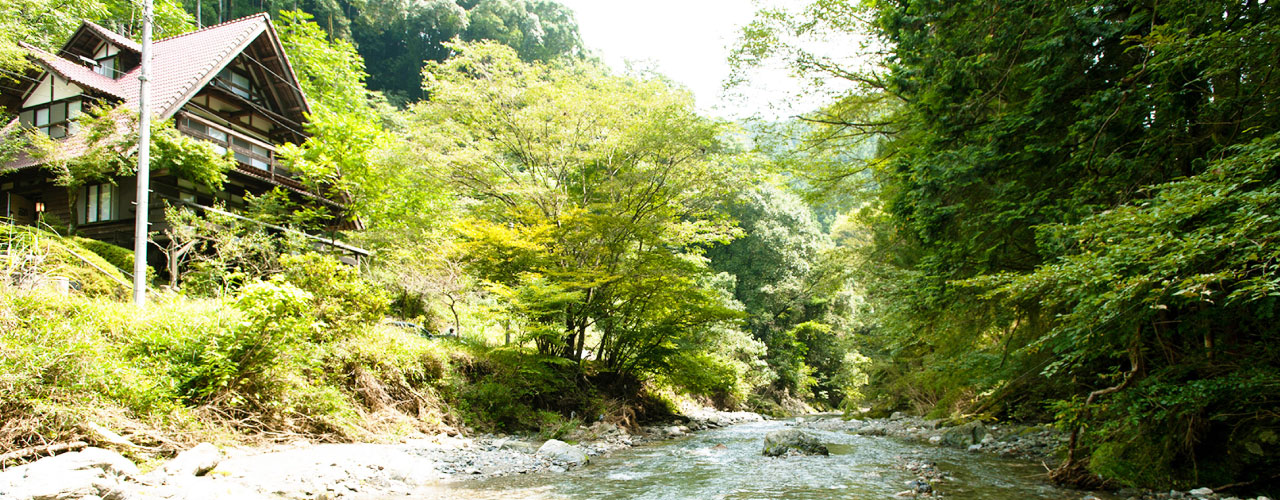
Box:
[275, 10, 454, 245]
[0, 0, 192, 75]
[184, 0, 584, 102]
[38, 105, 232, 232]
[738, 0, 1280, 488]
[705, 181, 860, 404]
[413, 40, 745, 378]
[1, 224, 129, 298]
[159, 201, 308, 295]
[979, 133, 1280, 487]
[70, 236, 157, 284]
[276, 253, 391, 341]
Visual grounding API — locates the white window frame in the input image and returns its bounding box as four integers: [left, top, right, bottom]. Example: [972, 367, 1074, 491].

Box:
[85, 183, 115, 223]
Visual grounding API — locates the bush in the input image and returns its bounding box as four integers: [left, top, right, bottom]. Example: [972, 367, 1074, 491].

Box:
[1, 225, 130, 298]
[70, 237, 157, 284]
[277, 253, 389, 340]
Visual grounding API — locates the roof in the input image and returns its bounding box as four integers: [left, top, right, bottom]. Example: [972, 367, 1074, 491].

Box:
[21, 43, 125, 99]
[119, 14, 280, 118]
[11, 14, 306, 120]
[4, 14, 311, 171]
[78, 21, 143, 54]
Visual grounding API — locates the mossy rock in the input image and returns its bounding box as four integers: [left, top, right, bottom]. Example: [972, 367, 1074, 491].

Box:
[762, 429, 830, 457]
[940, 420, 988, 447]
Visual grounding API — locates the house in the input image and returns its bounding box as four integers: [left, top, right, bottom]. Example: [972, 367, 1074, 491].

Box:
[0, 14, 365, 264]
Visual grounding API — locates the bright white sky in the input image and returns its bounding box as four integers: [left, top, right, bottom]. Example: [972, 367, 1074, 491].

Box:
[554, 0, 815, 120]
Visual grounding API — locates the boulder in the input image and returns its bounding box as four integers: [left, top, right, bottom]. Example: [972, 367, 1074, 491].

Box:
[0, 447, 138, 500]
[535, 439, 589, 466]
[761, 429, 829, 457]
[941, 420, 988, 448]
[161, 443, 222, 477]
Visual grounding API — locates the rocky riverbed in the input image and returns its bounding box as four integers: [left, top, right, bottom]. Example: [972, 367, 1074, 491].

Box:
[2, 410, 1272, 500]
[0, 408, 761, 500]
[796, 412, 1067, 461]
[795, 413, 1274, 500]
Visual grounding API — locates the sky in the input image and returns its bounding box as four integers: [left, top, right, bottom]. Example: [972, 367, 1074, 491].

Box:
[553, 0, 815, 120]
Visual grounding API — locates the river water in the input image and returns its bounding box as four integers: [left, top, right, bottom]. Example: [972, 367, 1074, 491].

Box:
[435, 417, 1097, 500]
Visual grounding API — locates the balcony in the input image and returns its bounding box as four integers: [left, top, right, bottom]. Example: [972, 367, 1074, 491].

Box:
[176, 114, 296, 180]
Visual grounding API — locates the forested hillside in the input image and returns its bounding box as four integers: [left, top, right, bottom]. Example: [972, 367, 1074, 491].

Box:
[1, 0, 1277, 494]
[738, 0, 1280, 490]
[1, 0, 861, 464]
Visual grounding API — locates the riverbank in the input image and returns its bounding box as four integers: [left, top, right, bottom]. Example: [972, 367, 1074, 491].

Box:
[798, 414, 1274, 500]
[798, 413, 1066, 462]
[0, 407, 762, 500]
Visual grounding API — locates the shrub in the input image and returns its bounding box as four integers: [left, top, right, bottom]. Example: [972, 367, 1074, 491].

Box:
[1, 225, 129, 298]
[277, 253, 389, 340]
[70, 237, 157, 284]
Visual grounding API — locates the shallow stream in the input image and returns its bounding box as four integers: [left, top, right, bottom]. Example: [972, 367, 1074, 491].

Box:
[435, 417, 1099, 499]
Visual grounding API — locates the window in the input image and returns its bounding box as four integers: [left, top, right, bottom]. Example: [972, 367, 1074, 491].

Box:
[180, 116, 228, 154]
[217, 67, 258, 101]
[85, 183, 115, 223]
[19, 101, 75, 139]
[231, 136, 271, 170]
[178, 115, 276, 172]
[94, 57, 117, 78]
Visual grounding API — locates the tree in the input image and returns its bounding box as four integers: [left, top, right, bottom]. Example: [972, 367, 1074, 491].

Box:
[39, 105, 232, 234]
[706, 182, 849, 401]
[411, 40, 743, 376]
[736, 0, 1280, 488]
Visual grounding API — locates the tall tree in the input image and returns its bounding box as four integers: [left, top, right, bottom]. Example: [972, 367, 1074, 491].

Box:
[737, 0, 1280, 488]
[411, 41, 743, 376]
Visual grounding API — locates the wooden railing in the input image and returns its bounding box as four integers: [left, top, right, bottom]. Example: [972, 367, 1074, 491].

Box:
[176, 113, 296, 179]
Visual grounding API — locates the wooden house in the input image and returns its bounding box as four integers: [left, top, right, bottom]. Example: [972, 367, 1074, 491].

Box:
[0, 15, 365, 263]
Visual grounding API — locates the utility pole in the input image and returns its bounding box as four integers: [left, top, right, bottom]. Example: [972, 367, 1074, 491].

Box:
[133, 0, 153, 307]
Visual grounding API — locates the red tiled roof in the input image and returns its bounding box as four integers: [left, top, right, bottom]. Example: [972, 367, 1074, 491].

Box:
[115, 14, 272, 118]
[81, 21, 142, 53]
[21, 42, 125, 99]
[4, 14, 308, 172]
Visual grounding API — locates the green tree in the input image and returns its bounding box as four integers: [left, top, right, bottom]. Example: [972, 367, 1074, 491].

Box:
[412, 41, 743, 377]
[737, 0, 1280, 488]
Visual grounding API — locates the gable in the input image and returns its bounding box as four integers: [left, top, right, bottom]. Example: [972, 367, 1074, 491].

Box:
[22, 74, 85, 108]
[58, 22, 142, 79]
[141, 15, 310, 128]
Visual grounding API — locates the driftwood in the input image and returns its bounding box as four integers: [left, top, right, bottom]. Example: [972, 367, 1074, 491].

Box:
[0, 441, 88, 466]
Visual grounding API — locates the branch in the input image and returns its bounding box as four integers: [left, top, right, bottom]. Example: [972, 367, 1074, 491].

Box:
[0, 441, 88, 466]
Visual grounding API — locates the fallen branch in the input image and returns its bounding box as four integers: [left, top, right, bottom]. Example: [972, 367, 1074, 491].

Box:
[0, 441, 88, 466]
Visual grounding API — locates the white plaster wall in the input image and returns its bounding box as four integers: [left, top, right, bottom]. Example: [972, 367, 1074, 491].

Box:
[22, 75, 84, 107]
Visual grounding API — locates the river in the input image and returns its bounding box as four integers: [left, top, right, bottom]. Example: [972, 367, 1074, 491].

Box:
[433, 416, 1098, 500]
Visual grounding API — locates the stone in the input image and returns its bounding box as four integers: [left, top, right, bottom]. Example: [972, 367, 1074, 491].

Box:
[928, 435, 943, 445]
[83, 422, 138, 450]
[906, 480, 932, 493]
[941, 420, 989, 448]
[535, 439, 589, 466]
[1189, 488, 1214, 497]
[0, 448, 139, 500]
[162, 443, 223, 477]
[761, 429, 829, 457]
[890, 412, 906, 420]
